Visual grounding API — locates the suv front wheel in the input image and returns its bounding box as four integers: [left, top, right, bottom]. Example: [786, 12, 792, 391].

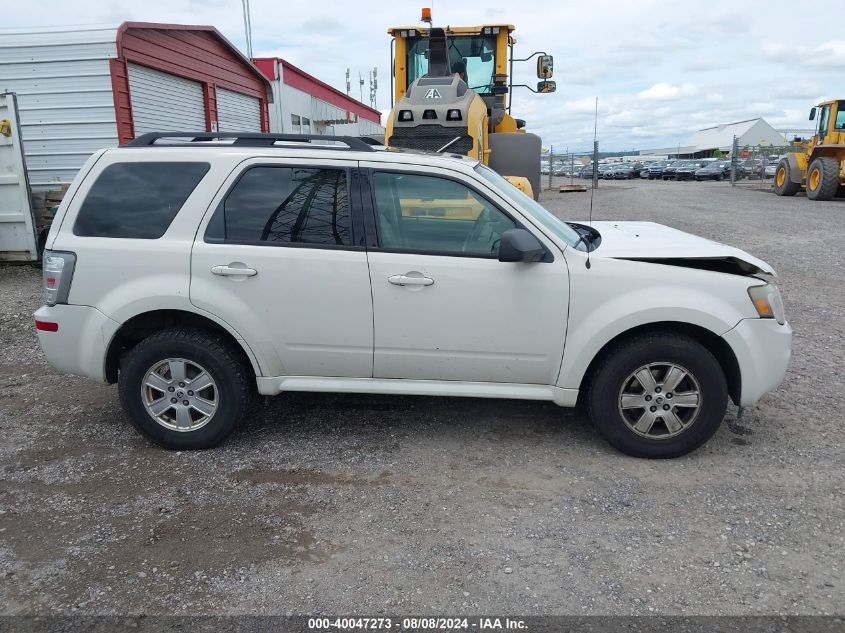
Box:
[118, 327, 250, 449]
[587, 333, 728, 458]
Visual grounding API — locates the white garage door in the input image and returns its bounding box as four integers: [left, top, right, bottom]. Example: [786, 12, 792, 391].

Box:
[127, 64, 206, 134]
[217, 87, 261, 132]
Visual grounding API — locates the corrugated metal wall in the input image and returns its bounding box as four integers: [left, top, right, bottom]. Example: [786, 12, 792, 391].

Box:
[216, 87, 261, 132]
[127, 63, 206, 134]
[0, 26, 119, 189]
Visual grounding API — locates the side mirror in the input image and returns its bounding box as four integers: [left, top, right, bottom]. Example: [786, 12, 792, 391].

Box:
[536, 54, 554, 79]
[809, 107, 817, 121]
[499, 229, 546, 263]
[537, 80, 556, 94]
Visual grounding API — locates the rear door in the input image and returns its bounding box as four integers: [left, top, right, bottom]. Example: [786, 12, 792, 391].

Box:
[190, 157, 374, 378]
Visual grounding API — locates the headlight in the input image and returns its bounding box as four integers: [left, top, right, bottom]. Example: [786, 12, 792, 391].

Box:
[748, 283, 785, 324]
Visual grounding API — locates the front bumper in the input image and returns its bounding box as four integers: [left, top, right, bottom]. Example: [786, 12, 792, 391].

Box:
[34, 305, 120, 382]
[721, 318, 792, 406]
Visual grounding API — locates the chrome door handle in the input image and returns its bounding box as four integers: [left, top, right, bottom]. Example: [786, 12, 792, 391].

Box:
[388, 274, 434, 287]
[211, 264, 258, 277]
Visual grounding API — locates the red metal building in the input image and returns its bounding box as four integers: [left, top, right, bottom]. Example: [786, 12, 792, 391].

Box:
[109, 22, 272, 144]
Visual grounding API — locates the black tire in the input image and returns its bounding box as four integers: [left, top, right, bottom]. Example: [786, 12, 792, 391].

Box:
[806, 157, 840, 201]
[488, 132, 542, 201]
[773, 159, 800, 196]
[118, 327, 251, 450]
[587, 332, 728, 458]
[715, 174, 722, 182]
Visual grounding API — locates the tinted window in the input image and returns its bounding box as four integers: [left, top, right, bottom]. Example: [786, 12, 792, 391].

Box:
[74, 162, 209, 239]
[372, 172, 515, 257]
[216, 167, 350, 246]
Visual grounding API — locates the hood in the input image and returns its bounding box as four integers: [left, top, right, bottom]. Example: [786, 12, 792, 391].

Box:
[579, 221, 776, 277]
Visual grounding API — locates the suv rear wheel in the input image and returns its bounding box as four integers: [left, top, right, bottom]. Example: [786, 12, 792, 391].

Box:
[587, 333, 728, 458]
[118, 327, 250, 449]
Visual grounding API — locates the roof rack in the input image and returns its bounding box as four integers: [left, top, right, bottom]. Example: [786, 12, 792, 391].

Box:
[125, 132, 376, 152]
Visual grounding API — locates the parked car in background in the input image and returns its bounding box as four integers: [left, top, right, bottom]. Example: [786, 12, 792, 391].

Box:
[640, 164, 651, 178]
[648, 161, 672, 179]
[597, 164, 616, 179]
[695, 161, 730, 181]
[764, 160, 779, 179]
[743, 159, 765, 180]
[676, 161, 708, 181]
[34, 131, 792, 458]
[662, 161, 684, 180]
[611, 164, 635, 179]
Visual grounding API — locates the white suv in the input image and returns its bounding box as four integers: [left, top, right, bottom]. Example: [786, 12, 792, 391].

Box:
[35, 133, 792, 458]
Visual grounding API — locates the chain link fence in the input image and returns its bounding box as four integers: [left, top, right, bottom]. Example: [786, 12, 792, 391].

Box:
[731, 143, 795, 190]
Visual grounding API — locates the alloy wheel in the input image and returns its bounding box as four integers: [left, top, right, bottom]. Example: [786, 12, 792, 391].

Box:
[618, 362, 702, 439]
[141, 358, 219, 432]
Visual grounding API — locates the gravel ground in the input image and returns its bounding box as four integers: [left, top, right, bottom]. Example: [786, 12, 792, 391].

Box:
[0, 179, 843, 616]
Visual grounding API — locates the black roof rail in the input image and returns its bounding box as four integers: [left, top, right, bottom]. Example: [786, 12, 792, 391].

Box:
[124, 132, 376, 152]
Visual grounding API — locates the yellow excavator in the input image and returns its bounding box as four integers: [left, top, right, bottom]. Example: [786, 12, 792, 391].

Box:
[384, 8, 555, 200]
[775, 98, 845, 200]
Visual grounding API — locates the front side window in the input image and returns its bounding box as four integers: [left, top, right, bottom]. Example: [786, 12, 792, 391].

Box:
[818, 105, 831, 137]
[474, 164, 582, 248]
[212, 166, 350, 246]
[74, 162, 209, 239]
[372, 172, 515, 257]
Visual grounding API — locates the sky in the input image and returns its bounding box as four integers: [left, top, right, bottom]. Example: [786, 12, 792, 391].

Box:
[6, 0, 844, 152]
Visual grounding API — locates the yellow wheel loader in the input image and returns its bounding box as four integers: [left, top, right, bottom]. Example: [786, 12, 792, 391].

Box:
[774, 99, 845, 200]
[385, 9, 555, 200]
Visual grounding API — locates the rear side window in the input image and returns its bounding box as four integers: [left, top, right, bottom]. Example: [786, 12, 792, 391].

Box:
[74, 162, 209, 239]
[207, 166, 351, 246]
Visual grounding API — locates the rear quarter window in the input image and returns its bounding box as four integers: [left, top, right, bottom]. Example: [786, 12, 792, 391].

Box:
[73, 162, 210, 239]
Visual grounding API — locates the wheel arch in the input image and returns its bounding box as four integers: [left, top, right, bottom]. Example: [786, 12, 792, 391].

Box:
[104, 309, 261, 384]
[576, 321, 741, 407]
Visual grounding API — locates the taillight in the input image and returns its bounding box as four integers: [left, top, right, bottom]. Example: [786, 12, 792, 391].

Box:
[42, 250, 76, 306]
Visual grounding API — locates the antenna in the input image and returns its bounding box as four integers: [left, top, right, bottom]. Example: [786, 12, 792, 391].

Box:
[586, 96, 598, 270]
[346, 68, 351, 96]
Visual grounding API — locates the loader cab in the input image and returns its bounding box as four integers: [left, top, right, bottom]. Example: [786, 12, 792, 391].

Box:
[810, 100, 845, 146]
[389, 25, 513, 112]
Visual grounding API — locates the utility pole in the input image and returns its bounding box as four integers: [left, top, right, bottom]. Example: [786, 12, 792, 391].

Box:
[730, 135, 738, 186]
[241, 0, 254, 59]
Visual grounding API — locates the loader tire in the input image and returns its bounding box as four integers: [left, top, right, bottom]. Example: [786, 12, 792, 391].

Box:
[488, 132, 542, 200]
[773, 159, 800, 197]
[806, 157, 840, 201]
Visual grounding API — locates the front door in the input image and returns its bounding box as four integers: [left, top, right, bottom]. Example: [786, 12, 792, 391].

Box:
[361, 164, 569, 385]
[190, 158, 373, 378]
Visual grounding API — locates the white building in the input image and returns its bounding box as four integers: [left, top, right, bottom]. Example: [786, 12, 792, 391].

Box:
[643, 118, 788, 158]
[253, 58, 384, 139]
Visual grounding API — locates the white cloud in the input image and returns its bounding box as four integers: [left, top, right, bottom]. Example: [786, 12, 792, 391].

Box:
[637, 82, 699, 101]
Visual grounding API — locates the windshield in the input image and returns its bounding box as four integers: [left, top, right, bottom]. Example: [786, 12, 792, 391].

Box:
[474, 164, 583, 248]
[406, 34, 498, 93]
